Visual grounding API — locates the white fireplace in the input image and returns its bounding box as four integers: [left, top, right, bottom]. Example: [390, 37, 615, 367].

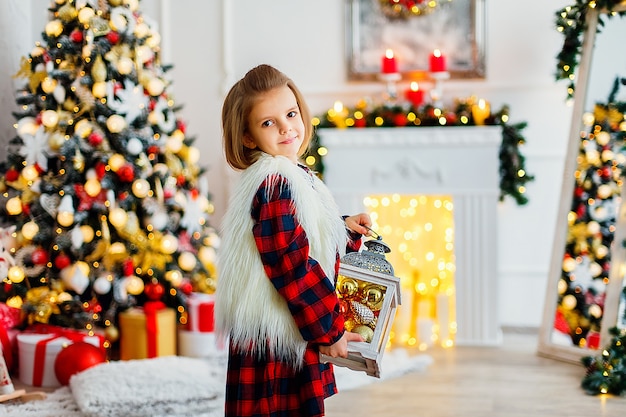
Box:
[318, 126, 502, 346]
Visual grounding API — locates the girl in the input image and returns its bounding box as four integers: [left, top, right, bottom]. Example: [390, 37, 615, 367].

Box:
[215, 64, 371, 417]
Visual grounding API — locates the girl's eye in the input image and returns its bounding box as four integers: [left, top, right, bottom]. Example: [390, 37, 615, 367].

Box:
[287, 111, 297, 118]
[261, 120, 274, 127]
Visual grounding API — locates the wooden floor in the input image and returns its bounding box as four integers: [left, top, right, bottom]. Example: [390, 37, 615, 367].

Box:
[325, 331, 626, 417]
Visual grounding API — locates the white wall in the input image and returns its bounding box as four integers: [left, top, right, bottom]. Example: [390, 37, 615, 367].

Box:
[2, 0, 626, 330]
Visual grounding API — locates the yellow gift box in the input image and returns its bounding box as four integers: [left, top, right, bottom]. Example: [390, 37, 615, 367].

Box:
[119, 305, 176, 360]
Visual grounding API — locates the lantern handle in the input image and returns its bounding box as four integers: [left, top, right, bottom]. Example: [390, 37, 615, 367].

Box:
[364, 226, 382, 240]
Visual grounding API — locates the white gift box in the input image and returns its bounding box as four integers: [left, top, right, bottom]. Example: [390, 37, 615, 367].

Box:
[17, 332, 102, 387]
[178, 330, 222, 358]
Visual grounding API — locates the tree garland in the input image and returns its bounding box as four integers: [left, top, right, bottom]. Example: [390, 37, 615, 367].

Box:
[304, 100, 534, 205]
[555, 0, 626, 99]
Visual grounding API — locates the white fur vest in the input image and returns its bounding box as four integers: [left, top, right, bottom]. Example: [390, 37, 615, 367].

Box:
[215, 154, 347, 367]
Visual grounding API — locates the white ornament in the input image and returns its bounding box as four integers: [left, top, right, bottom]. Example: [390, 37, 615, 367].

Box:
[93, 275, 112, 295]
[127, 137, 144, 155]
[61, 262, 90, 295]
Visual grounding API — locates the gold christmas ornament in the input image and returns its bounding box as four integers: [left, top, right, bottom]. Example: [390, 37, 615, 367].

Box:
[45, 20, 64, 37]
[178, 251, 197, 271]
[41, 110, 60, 128]
[6, 196, 23, 215]
[125, 275, 145, 295]
[160, 234, 178, 254]
[362, 284, 385, 311]
[91, 55, 107, 83]
[41, 77, 58, 94]
[338, 277, 359, 298]
[104, 325, 120, 342]
[57, 4, 78, 22]
[92, 81, 107, 98]
[21, 221, 39, 240]
[131, 179, 150, 198]
[7, 265, 26, 283]
[352, 325, 374, 343]
[106, 114, 126, 133]
[108, 153, 126, 172]
[117, 57, 134, 75]
[77, 7, 95, 25]
[48, 132, 66, 150]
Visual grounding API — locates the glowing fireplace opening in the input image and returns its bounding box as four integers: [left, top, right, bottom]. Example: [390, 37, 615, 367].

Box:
[365, 194, 456, 350]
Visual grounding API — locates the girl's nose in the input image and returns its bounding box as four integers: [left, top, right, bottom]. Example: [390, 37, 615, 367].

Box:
[278, 122, 290, 135]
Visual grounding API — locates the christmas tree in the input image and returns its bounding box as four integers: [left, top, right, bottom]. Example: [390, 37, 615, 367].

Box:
[554, 79, 626, 350]
[0, 0, 218, 344]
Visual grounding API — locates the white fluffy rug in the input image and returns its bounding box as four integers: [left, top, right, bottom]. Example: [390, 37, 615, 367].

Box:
[2, 349, 431, 417]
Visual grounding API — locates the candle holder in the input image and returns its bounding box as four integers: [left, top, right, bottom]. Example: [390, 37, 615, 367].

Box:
[378, 72, 402, 102]
[429, 71, 450, 108]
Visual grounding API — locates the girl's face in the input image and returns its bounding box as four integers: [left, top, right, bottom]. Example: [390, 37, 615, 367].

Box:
[244, 85, 305, 163]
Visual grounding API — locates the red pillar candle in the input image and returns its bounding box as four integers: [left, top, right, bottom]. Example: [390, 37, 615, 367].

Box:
[381, 49, 398, 74]
[429, 49, 446, 72]
[405, 82, 424, 107]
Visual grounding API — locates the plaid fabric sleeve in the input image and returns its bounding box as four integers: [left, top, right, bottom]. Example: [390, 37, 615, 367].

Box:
[251, 175, 345, 346]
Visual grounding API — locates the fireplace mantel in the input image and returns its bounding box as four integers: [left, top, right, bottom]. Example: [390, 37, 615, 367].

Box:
[318, 126, 502, 346]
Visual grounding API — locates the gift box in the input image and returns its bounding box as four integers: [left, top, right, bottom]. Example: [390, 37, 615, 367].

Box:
[185, 292, 215, 333]
[319, 238, 401, 378]
[17, 326, 104, 387]
[118, 303, 176, 360]
[178, 330, 219, 358]
[0, 302, 22, 373]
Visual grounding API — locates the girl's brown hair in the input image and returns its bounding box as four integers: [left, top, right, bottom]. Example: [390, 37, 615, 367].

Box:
[221, 64, 313, 170]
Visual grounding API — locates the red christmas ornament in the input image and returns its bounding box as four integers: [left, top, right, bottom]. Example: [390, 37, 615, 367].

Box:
[117, 164, 135, 182]
[5, 168, 19, 182]
[353, 118, 367, 128]
[144, 282, 165, 301]
[393, 114, 407, 127]
[445, 112, 458, 124]
[176, 174, 186, 187]
[179, 280, 193, 296]
[31, 247, 49, 265]
[123, 259, 134, 277]
[54, 342, 106, 386]
[95, 162, 106, 180]
[106, 31, 120, 45]
[70, 30, 84, 43]
[54, 253, 72, 270]
[177, 120, 187, 134]
[88, 132, 103, 146]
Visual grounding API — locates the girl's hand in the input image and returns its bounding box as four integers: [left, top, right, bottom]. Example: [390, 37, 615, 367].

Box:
[344, 213, 372, 236]
[319, 331, 364, 358]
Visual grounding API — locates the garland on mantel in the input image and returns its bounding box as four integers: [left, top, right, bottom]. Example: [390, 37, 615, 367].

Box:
[555, 0, 626, 99]
[304, 100, 534, 205]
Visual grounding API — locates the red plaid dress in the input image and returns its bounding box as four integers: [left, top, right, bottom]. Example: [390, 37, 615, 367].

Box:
[224, 171, 361, 417]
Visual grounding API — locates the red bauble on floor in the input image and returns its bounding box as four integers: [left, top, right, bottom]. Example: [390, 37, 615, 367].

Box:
[54, 342, 106, 386]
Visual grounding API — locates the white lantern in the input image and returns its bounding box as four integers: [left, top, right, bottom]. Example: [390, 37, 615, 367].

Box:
[319, 236, 401, 378]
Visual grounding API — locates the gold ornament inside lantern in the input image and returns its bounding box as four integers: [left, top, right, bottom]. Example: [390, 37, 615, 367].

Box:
[319, 231, 401, 378]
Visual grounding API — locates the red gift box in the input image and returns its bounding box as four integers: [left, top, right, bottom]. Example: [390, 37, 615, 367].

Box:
[185, 293, 214, 333]
[17, 325, 105, 387]
[0, 302, 23, 372]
